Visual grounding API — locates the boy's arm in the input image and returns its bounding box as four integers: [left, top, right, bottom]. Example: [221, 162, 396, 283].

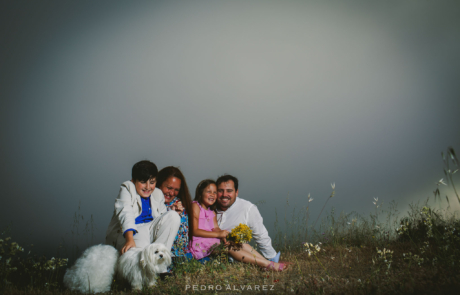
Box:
[112, 183, 139, 254]
[114, 182, 138, 237]
[121, 231, 136, 254]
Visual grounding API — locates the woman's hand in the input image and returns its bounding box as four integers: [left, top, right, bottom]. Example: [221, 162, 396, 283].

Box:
[173, 201, 184, 213]
[121, 231, 136, 254]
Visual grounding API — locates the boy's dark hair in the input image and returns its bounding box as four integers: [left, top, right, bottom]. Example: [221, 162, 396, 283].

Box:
[194, 179, 217, 209]
[216, 174, 239, 191]
[131, 160, 158, 182]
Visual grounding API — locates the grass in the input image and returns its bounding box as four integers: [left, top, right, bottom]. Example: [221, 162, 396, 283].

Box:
[1, 148, 459, 294]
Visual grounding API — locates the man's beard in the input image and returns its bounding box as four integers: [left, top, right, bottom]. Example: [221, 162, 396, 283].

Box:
[217, 198, 234, 210]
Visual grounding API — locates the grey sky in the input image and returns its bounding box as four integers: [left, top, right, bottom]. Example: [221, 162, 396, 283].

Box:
[1, 0, 459, 257]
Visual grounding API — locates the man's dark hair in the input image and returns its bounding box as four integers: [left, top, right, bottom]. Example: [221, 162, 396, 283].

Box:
[216, 174, 239, 191]
[131, 160, 158, 182]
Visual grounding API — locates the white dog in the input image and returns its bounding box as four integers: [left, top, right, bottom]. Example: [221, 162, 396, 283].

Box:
[117, 243, 172, 290]
[63, 244, 119, 293]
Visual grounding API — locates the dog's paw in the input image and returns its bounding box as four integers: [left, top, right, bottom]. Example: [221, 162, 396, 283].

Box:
[132, 284, 142, 291]
[148, 280, 157, 288]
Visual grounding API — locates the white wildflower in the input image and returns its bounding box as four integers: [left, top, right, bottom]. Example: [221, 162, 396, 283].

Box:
[437, 178, 447, 186]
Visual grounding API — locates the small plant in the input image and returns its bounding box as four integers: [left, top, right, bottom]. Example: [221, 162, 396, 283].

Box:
[0, 230, 68, 292]
[403, 252, 424, 267]
[420, 206, 434, 238]
[313, 183, 336, 229]
[373, 247, 394, 275]
[0, 235, 24, 287]
[304, 242, 322, 257]
[396, 219, 410, 236]
[441, 147, 459, 204]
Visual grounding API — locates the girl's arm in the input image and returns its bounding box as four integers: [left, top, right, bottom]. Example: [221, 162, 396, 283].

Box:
[192, 203, 229, 239]
[212, 214, 220, 231]
[212, 214, 229, 244]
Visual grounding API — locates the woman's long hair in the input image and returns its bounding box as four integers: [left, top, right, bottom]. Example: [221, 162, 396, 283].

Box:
[156, 166, 193, 240]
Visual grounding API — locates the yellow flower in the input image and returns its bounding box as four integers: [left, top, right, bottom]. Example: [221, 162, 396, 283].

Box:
[228, 224, 252, 244]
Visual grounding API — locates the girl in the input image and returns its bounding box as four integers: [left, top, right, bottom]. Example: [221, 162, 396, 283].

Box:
[190, 179, 288, 271]
[189, 179, 228, 261]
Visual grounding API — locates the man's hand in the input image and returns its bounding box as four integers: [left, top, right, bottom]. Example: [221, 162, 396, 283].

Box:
[121, 231, 136, 254]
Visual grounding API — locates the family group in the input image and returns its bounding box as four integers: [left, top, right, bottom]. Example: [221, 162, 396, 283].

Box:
[105, 160, 288, 272]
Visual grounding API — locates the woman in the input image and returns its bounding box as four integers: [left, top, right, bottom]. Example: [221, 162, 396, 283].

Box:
[156, 166, 193, 261]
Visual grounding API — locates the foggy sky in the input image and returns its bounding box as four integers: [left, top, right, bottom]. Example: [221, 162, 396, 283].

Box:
[1, 0, 459, 257]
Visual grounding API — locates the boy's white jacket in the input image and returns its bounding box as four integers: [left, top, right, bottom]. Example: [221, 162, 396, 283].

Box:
[105, 180, 167, 248]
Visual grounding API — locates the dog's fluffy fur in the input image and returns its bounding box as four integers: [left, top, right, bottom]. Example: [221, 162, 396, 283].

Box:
[118, 243, 172, 290]
[63, 244, 119, 293]
[63, 243, 171, 292]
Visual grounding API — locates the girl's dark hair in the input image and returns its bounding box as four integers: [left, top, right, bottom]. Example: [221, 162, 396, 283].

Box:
[194, 179, 217, 210]
[132, 160, 158, 182]
[156, 166, 193, 240]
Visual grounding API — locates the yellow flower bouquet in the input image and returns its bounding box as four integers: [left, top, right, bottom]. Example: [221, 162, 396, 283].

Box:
[225, 223, 252, 251]
[209, 223, 253, 257]
[228, 223, 252, 244]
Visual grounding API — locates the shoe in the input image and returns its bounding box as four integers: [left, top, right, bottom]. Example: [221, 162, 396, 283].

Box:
[268, 251, 281, 263]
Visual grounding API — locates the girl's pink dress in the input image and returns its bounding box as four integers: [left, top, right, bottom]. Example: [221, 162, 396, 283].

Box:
[189, 201, 221, 260]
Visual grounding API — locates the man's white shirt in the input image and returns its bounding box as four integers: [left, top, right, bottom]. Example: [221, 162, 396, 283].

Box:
[216, 197, 277, 259]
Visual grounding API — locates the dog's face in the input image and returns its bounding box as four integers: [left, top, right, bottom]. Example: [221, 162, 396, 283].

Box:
[141, 243, 172, 272]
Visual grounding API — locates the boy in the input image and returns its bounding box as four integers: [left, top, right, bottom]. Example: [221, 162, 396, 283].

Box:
[106, 160, 180, 254]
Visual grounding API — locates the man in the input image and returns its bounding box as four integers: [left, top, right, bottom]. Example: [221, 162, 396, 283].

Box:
[106, 160, 181, 255]
[215, 174, 281, 263]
